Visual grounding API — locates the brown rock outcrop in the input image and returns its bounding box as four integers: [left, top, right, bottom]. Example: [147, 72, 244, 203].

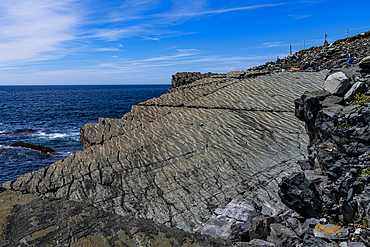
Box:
[6, 70, 327, 233]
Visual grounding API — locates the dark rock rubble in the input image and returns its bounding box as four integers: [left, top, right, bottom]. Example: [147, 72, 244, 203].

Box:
[249, 31, 370, 73]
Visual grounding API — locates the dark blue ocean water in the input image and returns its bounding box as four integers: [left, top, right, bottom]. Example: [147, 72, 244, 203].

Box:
[0, 85, 169, 184]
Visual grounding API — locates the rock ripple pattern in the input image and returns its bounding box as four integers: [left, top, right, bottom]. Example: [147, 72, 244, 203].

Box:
[8, 71, 327, 232]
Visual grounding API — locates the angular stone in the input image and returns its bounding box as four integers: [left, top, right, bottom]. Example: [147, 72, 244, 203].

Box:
[197, 197, 260, 240]
[347, 242, 366, 247]
[278, 172, 322, 218]
[339, 199, 354, 224]
[359, 56, 370, 68]
[344, 81, 367, 102]
[0, 181, 13, 190]
[303, 234, 337, 247]
[249, 239, 276, 246]
[324, 72, 351, 95]
[356, 187, 370, 227]
[313, 224, 349, 240]
[270, 223, 299, 239]
[298, 159, 314, 171]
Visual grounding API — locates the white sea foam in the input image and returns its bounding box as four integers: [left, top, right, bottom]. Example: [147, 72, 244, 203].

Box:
[34, 131, 79, 140]
[0, 145, 14, 149]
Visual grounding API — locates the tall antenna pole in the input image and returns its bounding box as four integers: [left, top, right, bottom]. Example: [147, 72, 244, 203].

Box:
[347, 28, 349, 38]
[290, 44, 292, 55]
[303, 39, 305, 50]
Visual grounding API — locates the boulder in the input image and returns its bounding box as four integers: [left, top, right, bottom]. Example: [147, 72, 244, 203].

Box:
[197, 197, 261, 240]
[278, 172, 322, 218]
[358, 56, 370, 68]
[344, 81, 367, 102]
[324, 72, 351, 95]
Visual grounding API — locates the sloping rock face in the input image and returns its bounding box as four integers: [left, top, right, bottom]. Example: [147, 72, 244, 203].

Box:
[7, 71, 327, 232]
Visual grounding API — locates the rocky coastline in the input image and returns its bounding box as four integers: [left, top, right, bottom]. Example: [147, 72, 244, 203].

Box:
[1, 32, 370, 246]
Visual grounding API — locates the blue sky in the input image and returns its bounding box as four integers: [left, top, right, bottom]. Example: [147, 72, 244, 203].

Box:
[0, 0, 370, 85]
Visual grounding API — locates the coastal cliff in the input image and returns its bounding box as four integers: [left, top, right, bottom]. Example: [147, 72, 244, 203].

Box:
[1, 32, 370, 246]
[5, 70, 326, 233]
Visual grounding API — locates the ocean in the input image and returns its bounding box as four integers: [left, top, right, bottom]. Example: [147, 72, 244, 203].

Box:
[0, 85, 169, 184]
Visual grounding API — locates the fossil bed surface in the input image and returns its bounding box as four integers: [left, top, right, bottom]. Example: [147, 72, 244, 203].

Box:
[4, 71, 327, 235]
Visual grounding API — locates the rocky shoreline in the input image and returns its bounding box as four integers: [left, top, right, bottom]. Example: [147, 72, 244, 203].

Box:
[1, 32, 370, 246]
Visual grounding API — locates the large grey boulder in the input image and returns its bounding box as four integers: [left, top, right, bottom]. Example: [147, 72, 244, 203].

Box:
[358, 56, 370, 68]
[324, 72, 351, 95]
[196, 197, 261, 240]
[344, 81, 367, 102]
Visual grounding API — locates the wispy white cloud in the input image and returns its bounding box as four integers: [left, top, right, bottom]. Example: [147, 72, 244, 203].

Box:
[96, 48, 120, 51]
[288, 14, 311, 20]
[0, 0, 82, 66]
[0, 0, 287, 74]
[94, 48, 275, 74]
[86, 2, 285, 41]
[159, 3, 285, 18]
[261, 41, 288, 47]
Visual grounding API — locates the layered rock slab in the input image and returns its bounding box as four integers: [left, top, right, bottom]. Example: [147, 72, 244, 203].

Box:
[0, 189, 229, 247]
[9, 71, 327, 232]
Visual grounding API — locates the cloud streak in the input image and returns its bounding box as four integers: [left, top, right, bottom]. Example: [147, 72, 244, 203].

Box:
[288, 14, 311, 20]
[0, 0, 82, 66]
[161, 3, 285, 18]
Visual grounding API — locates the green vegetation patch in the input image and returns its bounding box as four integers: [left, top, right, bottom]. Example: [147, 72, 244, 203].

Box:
[358, 167, 370, 179]
[350, 93, 370, 105]
[337, 120, 351, 129]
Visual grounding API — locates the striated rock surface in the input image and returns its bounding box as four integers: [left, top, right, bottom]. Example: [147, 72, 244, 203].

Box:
[6, 70, 327, 233]
[0, 189, 230, 247]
